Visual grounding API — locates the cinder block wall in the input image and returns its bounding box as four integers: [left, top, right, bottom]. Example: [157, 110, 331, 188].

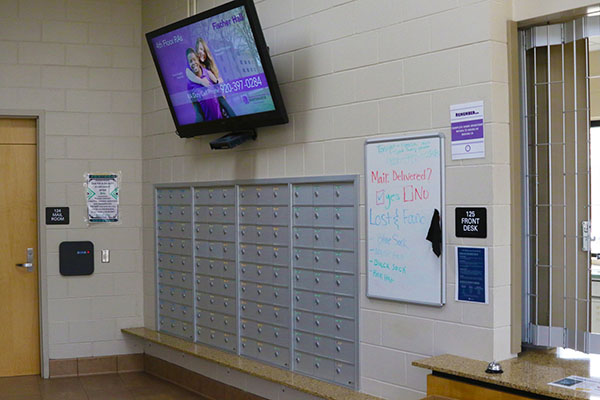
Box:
[0, 0, 144, 359]
[142, 0, 513, 398]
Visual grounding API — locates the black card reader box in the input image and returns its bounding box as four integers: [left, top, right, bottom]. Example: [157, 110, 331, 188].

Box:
[59, 241, 94, 276]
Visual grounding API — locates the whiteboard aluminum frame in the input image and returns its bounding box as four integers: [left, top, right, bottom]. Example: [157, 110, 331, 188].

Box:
[364, 132, 446, 306]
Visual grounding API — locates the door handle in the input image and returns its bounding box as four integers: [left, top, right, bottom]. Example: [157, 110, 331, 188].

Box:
[16, 248, 34, 272]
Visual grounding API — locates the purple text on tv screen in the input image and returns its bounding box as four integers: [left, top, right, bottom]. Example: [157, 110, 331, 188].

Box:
[151, 6, 276, 126]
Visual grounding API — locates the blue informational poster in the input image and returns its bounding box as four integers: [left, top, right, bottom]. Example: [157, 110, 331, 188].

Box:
[455, 246, 488, 303]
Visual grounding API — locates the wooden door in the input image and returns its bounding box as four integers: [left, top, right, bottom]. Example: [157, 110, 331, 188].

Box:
[0, 118, 39, 376]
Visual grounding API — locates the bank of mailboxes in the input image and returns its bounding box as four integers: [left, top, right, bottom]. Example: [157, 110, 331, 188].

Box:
[155, 180, 358, 389]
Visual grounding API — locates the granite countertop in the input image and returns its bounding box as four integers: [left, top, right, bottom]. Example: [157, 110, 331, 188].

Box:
[413, 349, 600, 400]
[122, 327, 381, 400]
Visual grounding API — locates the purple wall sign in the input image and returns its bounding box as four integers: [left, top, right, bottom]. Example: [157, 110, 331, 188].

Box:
[450, 101, 484, 160]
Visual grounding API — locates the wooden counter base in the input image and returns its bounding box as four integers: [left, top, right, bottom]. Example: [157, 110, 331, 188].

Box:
[428, 373, 552, 400]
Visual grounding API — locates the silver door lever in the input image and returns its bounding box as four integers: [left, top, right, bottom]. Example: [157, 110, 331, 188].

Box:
[16, 248, 34, 272]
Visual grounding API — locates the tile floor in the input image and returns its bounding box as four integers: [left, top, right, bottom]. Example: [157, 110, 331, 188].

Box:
[0, 372, 209, 400]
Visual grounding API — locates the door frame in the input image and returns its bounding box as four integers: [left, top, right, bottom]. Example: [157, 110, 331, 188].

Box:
[0, 110, 48, 378]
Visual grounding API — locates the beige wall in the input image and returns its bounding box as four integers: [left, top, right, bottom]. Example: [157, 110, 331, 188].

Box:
[142, 0, 513, 398]
[513, 0, 598, 22]
[0, 0, 144, 361]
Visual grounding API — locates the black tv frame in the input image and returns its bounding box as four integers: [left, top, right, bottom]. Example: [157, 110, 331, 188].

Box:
[145, 0, 288, 139]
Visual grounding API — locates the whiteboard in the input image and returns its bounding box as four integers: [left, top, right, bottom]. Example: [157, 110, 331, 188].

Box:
[365, 133, 446, 306]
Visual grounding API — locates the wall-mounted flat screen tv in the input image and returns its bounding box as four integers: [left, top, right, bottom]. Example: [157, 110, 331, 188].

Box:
[146, 0, 288, 138]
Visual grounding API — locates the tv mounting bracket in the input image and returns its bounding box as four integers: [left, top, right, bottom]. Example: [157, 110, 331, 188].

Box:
[209, 129, 257, 150]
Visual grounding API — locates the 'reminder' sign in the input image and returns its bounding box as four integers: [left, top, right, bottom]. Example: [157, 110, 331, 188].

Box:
[455, 207, 487, 238]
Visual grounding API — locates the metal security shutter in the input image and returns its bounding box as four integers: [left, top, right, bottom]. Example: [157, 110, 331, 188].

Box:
[521, 20, 592, 352]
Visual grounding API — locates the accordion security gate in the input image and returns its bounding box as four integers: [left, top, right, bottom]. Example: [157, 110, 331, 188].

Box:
[154, 177, 359, 389]
[520, 18, 599, 352]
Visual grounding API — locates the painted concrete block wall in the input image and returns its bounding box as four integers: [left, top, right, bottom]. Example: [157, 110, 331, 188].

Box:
[513, 0, 598, 22]
[142, 0, 513, 398]
[0, 0, 143, 359]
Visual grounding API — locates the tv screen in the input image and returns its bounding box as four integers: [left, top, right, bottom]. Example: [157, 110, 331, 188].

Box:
[146, 0, 288, 138]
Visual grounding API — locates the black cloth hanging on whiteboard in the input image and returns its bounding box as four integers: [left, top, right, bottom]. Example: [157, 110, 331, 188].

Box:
[426, 209, 442, 257]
